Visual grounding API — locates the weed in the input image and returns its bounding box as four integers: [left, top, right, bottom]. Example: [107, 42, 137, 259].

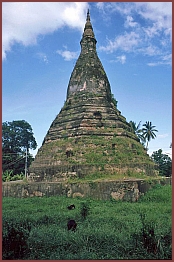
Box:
[80, 201, 90, 220]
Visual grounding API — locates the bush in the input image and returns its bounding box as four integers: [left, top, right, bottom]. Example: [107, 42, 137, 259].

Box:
[130, 213, 172, 259]
[2, 221, 31, 259]
[2, 170, 24, 182]
[80, 201, 90, 220]
[139, 184, 172, 203]
[2, 170, 13, 182]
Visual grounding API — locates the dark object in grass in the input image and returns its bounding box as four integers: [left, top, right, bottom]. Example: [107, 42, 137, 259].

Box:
[2, 223, 31, 259]
[142, 228, 157, 254]
[80, 202, 90, 220]
[67, 219, 77, 231]
[67, 204, 75, 210]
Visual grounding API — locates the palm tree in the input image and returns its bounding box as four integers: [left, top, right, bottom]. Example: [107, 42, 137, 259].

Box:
[129, 121, 141, 133]
[141, 121, 158, 149]
[129, 121, 146, 145]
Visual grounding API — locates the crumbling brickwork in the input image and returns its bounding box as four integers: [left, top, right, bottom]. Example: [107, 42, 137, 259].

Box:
[29, 10, 157, 182]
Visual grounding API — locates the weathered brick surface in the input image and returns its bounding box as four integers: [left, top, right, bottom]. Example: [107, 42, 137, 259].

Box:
[2, 178, 171, 201]
[29, 11, 157, 181]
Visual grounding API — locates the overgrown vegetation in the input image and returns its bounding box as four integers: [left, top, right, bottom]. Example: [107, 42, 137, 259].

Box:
[80, 201, 90, 220]
[2, 120, 37, 178]
[2, 185, 172, 259]
[151, 149, 172, 177]
[129, 120, 158, 149]
[111, 93, 118, 108]
[2, 170, 25, 182]
[38, 135, 156, 171]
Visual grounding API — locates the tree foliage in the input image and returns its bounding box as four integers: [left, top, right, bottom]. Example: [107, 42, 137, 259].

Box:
[129, 121, 146, 145]
[2, 120, 37, 177]
[129, 120, 158, 149]
[2, 120, 37, 152]
[141, 121, 158, 149]
[151, 149, 172, 177]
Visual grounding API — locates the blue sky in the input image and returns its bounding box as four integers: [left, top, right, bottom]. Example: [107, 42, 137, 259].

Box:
[2, 2, 172, 158]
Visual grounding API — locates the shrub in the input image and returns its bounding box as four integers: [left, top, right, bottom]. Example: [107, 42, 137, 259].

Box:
[80, 201, 90, 220]
[2, 170, 13, 182]
[2, 221, 31, 259]
[130, 213, 172, 259]
[2, 170, 24, 182]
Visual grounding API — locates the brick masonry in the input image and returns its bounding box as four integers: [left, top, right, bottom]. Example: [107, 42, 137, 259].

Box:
[2, 177, 171, 201]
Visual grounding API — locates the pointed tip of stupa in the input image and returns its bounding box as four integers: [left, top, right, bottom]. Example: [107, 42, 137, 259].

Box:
[87, 9, 90, 21]
[82, 8, 95, 39]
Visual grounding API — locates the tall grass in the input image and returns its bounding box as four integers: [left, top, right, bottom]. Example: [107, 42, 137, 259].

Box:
[2, 184, 172, 259]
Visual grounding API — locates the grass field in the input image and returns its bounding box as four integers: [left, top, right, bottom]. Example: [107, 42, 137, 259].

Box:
[2, 184, 172, 259]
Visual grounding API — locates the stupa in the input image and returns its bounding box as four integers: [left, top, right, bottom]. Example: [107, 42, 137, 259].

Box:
[29, 10, 156, 182]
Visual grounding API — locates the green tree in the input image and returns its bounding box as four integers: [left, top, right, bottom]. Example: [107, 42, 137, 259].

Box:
[2, 120, 37, 177]
[151, 149, 172, 177]
[141, 121, 158, 149]
[129, 121, 146, 145]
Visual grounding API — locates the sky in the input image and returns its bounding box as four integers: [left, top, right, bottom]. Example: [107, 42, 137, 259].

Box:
[2, 2, 172, 159]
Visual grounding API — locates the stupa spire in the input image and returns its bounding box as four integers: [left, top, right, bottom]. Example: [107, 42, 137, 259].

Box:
[67, 9, 107, 99]
[80, 9, 97, 51]
[87, 9, 90, 21]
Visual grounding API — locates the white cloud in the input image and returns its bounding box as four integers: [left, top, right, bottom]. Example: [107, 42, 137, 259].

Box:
[162, 54, 172, 62]
[136, 2, 172, 23]
[109, 55, 126, 64]
[124, 16, 138, 28]
[100, 32, 140, 53]
[97, 2, 171, 21]
[101, 2, 133, 15]
[56, 50, 78, 61]
[116, 55, 126, 64]
[97, 2, 171, 66]
[157, 133, 169, 139]
[143, 24, 160, 38]
[96, 2, 104, 11]
[147, 62, 160, 67]
[140, 45, 160, 56]
[147, 53, 172, 66]
[2, 2, 88, 60]
[136, 2, 172, 43]
[37, 52, 49, 64]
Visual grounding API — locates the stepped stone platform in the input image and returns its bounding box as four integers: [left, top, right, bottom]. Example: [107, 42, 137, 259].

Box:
[28, 10, 157, 182]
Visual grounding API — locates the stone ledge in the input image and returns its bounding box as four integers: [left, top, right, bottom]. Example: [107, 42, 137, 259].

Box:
[2, 177, 171, 201]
